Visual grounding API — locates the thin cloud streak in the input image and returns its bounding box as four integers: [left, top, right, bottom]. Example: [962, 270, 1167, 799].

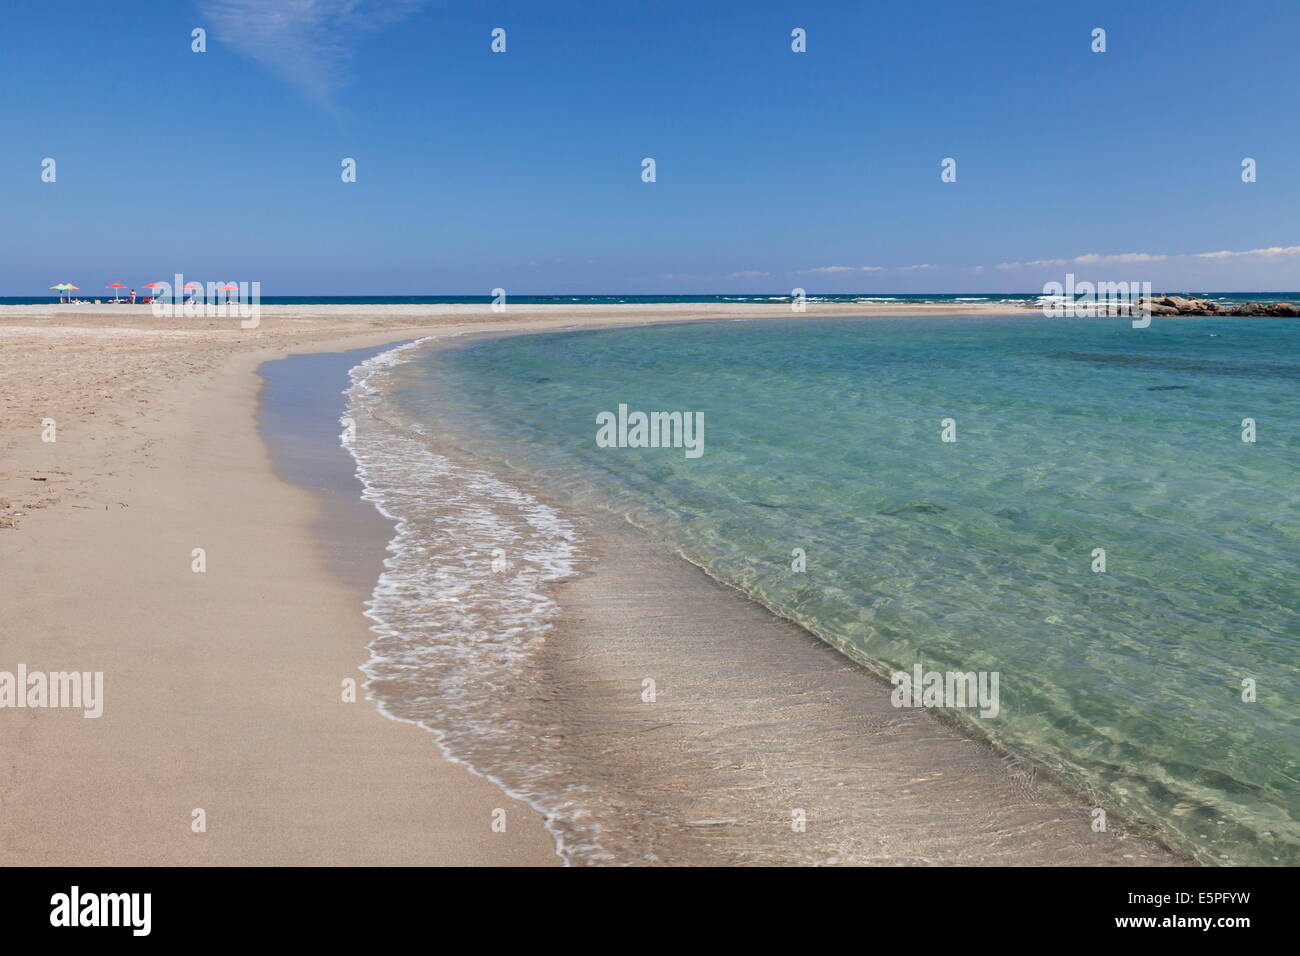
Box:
[199, 0, 427, 108]
[655, 243, 1300, 286]
[1193, 245, 1300, 259]
[797, 265, 885, 274]
[994, 246, 1300, 270]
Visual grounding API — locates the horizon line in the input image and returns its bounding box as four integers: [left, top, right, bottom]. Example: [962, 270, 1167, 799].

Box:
[7, 289, 1300, 298]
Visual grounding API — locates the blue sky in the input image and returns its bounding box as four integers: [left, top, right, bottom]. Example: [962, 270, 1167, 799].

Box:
[3, 0, 1298, 295]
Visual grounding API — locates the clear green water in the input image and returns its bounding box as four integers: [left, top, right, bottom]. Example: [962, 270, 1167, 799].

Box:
[388, 315, 1299, 865]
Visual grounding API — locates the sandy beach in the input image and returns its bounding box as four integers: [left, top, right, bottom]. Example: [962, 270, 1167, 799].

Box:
[16, 3, 1300, 931]
[0, 302, 1181, 866]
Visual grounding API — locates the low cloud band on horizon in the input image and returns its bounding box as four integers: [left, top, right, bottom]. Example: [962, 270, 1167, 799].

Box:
[789, 243, 1300, 278]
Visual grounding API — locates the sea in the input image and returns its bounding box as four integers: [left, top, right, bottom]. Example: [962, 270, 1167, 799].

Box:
[339, 312, 1298, 866]
[6, 292, 1300, 307]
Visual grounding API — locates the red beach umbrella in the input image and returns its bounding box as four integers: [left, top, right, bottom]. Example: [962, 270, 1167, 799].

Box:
[106, 282, 125, 302]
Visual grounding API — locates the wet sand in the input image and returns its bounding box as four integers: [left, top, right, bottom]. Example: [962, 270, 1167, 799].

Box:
[544, 517, 1181, 864]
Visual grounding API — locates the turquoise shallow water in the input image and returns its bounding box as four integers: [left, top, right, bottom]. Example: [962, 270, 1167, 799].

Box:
[386, 315, 1299, 865]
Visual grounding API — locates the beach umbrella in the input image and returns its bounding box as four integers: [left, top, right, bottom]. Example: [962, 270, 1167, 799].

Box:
[106, 282, 125, 302]
[49, 282, 70, 303]
[141, 282, 163, 303]
[219, 283, 238, 304]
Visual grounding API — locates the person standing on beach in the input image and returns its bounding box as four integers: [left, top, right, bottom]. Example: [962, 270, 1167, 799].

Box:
[129, 288, 137, 304]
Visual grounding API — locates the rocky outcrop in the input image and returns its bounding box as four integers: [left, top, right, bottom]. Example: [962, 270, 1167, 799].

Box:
[1139, 296, 1300, 317]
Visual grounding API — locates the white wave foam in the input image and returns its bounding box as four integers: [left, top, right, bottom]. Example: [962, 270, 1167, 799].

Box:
[340, 337, 603, 864]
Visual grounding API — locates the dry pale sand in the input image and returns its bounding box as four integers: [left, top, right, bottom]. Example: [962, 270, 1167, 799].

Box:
[0, 301, 1175, 866]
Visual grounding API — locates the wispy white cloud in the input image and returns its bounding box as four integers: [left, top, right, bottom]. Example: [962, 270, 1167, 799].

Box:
[797, 265, 886, 274]
[659, 242, 1300, 286]
[797, 263, 936, 274]
[1073, 252, 1167, 264]
[1193, 245, 1300, 259]
[995, 252, 1168, 270]
[994, 259, 1064, 269]
[200, 0, 427, 107]
[992, 246, 1300, 271]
